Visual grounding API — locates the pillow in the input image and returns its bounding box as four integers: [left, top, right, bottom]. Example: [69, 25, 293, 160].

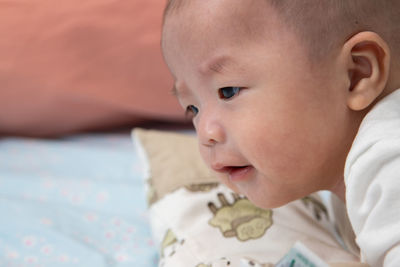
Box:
[0, 0, 185, 137]
[132, 128, 364, 267]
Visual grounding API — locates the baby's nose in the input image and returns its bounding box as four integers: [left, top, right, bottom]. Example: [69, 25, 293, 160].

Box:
[197, 114, 225, 147]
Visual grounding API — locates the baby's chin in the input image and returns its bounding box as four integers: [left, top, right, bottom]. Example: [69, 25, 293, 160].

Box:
[241, 186, 298, 210]
[247, 195, 289, 210]
[217, 173, 300, 209]
[216, 175, 241, 193]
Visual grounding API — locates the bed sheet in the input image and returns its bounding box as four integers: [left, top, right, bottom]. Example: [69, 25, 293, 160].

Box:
[0, 132, 157, 267]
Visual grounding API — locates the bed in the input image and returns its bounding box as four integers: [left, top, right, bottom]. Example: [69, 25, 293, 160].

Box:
[0, 128, 368, 267]
[0, 131, 157, 267]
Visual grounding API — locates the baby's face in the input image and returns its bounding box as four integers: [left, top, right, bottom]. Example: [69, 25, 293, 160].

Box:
[163, 0, 355, 208]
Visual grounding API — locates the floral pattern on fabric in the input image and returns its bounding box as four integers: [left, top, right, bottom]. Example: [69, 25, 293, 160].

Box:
[0, 133, 157, 267]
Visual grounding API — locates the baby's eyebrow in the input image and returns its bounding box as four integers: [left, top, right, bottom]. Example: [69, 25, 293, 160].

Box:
[200, 55, 235, 75]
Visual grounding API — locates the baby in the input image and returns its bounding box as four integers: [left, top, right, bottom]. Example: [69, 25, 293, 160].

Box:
[161, 0, 400, 266]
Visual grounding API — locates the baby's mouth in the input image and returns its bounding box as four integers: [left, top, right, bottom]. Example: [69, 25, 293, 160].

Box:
[213, 165, 254, 182]
[226, 165, 250, 173]
[213, 165, 249, 173]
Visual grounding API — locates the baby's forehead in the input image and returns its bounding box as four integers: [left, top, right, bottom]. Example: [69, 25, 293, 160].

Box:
[163, 0, 279, 48]
[161, 0, 300, 80]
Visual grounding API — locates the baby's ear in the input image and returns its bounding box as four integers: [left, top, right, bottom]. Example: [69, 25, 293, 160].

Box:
[342, 31, 390, 111]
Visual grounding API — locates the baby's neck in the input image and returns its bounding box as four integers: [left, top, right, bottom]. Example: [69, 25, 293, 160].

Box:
[331, 178, 346, 202]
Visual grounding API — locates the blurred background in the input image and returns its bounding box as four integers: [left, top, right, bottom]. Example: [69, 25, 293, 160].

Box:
[0, 0, 187, 137]
[0, 1, 188, 266]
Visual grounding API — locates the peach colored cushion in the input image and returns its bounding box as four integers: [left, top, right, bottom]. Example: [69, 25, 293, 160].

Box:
[0, 0, 184, 137]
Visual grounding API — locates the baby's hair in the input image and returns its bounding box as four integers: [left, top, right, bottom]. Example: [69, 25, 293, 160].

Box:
[163, 0, 400, 62]
[267, 0, 400, 60]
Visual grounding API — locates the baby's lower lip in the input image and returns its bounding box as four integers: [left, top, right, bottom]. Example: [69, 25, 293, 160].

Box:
[227, 166, 254, 182]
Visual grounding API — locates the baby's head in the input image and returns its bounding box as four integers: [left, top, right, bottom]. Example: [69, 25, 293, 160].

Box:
[161, 0, 400, 208]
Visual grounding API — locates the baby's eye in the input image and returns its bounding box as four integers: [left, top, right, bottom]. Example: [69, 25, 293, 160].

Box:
[218, 87, 241, 100]
[185, 105, 199, 119]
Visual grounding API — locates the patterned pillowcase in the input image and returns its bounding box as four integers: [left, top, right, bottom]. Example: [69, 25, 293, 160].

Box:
[132, 129, 360, 267]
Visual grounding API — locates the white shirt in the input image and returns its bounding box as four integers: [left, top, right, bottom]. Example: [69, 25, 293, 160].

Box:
[345, 89, 400, 266]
